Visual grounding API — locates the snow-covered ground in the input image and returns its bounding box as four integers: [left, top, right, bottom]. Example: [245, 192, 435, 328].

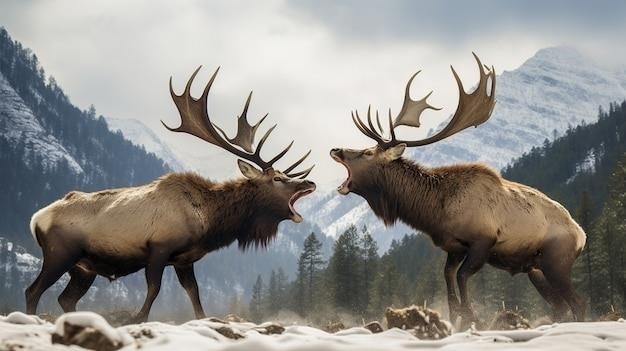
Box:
[1, 311, 625, 350]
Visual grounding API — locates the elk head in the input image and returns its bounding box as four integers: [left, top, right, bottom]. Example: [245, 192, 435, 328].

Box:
[165, 67, 316, 223]
[331, 53, 496, 196]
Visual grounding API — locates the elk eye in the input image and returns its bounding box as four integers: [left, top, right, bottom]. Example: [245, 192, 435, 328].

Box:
[363, 150, 374, 156]
[273, 176, 282, 182]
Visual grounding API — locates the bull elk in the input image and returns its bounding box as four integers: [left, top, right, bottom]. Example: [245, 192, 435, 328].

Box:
[330, 54, 586, 324]
[26, 67, 316, 322]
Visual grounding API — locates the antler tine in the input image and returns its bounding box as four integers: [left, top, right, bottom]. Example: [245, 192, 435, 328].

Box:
[287, 164, 315, 179]
[167, 67, 315, 177]
[385, 53, 495, 148]
[212, 91, 268, 153]
[353, 110, 384, 143]
[267, 140, 294, 165]
[163, 66, 224, 147]
[375, 109, 384, 136]
[387, 108, 396, 141]
[393, 70, 442, 129]
[346, 54, 495, 149]
[284, 149, 311, 174]
[366, 105, 384, 140]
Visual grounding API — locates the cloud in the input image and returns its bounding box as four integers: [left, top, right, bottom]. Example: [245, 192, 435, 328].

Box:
[1, 0, 624, 190]
[287, 0, 626, 45]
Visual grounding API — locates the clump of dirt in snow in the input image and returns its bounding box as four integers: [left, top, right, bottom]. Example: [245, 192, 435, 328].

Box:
[364, 321, 384, 333]
[385, 305, 452, 340]
[323, 321, 346, 333]
[51, 312, 131, 351]
[488, 310, 531, 330]
[599, 309, 622, 321]
[255, 322, 285, 335]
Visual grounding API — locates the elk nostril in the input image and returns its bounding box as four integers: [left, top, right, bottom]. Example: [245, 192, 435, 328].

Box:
[330, 148, 340, 155]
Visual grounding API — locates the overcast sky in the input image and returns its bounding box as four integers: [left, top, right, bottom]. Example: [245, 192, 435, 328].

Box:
[1, 0, 625, 190]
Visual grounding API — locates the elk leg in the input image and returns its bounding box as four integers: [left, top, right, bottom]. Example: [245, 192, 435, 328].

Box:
[445, 252, 465, 321]
[131, 248, 170, 323]
[456, 239, 493, 324]
[58, 265, 97, 312]
[541, 258, 586, 321]
[528, 268, 568, 321]
[174, 264, 206, 319]
[25, 245, 81, 315]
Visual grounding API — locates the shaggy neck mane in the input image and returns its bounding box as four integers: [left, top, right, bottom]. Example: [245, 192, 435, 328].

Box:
[206, 178, 281, 250]
[361, 158, 446, 234]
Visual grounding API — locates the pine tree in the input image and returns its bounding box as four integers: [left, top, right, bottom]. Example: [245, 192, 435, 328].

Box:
[295, 232, 324, 316]
[360, 226, 379, 316]
[369, 256, 400, 315]
[267, 270, 279, 316]
[328, 225, 363, 314]
[249, 275, 264, 322]
[276, 268, 289, 311]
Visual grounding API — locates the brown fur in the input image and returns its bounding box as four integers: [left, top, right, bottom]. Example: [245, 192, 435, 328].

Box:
[331, 145, 586, 324]
[27, 171, 315, 322]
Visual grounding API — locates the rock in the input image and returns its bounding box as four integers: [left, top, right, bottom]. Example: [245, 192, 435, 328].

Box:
[599, 311, 622, 321]
[128, 327, 156, 340]
[256, 322, 285, 335]
[364, 321, 384, 333]
[52, 321, 122, 351]
[52, 312, 130, 351]
[323, 321, 346, 333]
[214, 326, 245, 340]
[488, 310, 531, 330]
[385, 305, 452, 340]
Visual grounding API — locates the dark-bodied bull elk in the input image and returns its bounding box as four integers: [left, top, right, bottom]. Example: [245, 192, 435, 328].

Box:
[330, 54, 586, 324]
[27, 67, 316, 322]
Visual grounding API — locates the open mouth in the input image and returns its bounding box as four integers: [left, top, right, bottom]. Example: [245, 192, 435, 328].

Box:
[331, 153, 351, 195]
[288, 185, 316, 223]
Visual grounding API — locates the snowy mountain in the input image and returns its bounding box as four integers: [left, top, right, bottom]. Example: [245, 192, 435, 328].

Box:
[105, 117, 186, 171]
[0, 73, 83, 174]
[303, 46, 626, 250]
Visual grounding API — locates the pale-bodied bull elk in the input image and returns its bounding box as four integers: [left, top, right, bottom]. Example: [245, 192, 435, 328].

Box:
[330, 54, 586, 324]
[27, 67, 316, 322]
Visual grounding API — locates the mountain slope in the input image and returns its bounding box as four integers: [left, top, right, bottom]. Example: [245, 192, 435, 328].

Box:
[105, 117, 186, 171]
[0, 28, 171, 250]
[503, 100, 626, 218]
[304, 46, 626, 250]
[0, 73, 83, 173]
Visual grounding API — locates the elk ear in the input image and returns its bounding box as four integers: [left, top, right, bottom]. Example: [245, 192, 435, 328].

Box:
[385, 143, 406, 160]
[238, 159, 262, 179]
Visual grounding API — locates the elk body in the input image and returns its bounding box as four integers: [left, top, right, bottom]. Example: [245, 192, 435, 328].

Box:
[331, 54, 586, 324]
[26, 67, 316, 322]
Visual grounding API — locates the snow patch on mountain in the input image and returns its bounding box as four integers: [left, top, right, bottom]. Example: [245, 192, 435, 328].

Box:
[105, 118, 186, 171]
[0, 73, 83, 174]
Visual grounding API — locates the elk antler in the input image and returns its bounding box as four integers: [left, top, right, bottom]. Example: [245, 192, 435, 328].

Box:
[164, 66, 313, 178]
[352, 53, 496, 149]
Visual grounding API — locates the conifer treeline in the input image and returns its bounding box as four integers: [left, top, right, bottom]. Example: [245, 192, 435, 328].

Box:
[247, 227, 447, 323]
